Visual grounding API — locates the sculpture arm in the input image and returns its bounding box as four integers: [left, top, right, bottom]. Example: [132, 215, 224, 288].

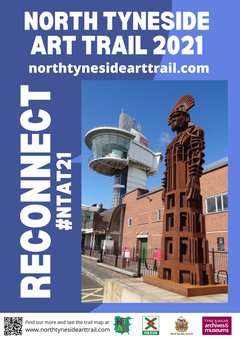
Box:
[161, 171, 167, 202]
[186, 126, 205, 200]
[161, 152, 169, 202]
[188, 127, 205, 177]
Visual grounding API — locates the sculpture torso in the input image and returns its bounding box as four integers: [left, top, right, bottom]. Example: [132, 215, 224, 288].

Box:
[163, 123, 205, 199]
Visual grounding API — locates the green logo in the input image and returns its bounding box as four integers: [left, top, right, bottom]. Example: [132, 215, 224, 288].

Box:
[142, 316, 160, 335]
[114, 316, 132, 334]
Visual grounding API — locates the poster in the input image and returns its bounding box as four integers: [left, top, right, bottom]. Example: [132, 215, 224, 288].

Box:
[0, 0, 239, 338]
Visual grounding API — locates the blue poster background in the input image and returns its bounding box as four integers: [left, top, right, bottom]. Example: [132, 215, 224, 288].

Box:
[0, 0, 239, 313]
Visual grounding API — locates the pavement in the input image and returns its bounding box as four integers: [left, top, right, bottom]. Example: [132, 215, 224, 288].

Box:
[82, 256, 132, 286]
[82, 255, 228, 303]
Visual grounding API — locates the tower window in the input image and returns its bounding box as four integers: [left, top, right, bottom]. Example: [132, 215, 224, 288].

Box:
[166, 213, 174, 231]
[167, 194, 175, 209]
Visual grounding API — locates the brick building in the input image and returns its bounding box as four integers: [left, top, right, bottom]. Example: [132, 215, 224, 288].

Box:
[121, 158, 228, 259]
[201, 159, 228, 252]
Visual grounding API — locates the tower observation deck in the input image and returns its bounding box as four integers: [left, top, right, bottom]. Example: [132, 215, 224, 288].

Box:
[85, 113, 163, 207]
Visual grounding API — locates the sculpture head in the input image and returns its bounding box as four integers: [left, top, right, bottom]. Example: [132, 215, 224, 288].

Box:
[168, 95, 195, 133]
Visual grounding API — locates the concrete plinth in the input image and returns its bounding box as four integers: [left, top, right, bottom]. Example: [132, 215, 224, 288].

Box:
[103, 277, 228, 303]
[143, 275, 228, 297]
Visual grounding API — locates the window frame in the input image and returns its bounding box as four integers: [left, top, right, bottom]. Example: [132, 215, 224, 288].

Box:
[205, 192, 228, 214]
[128, 217, 133, 227]
[217, 237, 225, 251]
[156, 209, 162, 221]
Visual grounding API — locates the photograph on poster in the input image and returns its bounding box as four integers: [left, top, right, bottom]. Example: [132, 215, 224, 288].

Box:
[81, 80, 228, 303]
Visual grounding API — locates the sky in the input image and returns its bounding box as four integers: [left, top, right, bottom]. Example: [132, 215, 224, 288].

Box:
[81, 80, 227, 208]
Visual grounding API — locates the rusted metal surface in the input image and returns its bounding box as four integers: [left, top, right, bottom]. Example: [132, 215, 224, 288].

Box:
[159, 95, 214, 285]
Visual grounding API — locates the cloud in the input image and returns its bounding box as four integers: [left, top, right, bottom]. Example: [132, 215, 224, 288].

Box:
[158, 131, 171, 146]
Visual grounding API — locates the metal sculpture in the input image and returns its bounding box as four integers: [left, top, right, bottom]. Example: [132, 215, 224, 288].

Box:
[159, 95, 213, 285]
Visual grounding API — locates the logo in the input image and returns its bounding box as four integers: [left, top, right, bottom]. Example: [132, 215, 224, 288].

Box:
[142, 316, 160, 335]
[175, 316, 188, 333]
[202, 317, 232, 335]
[114, 316, 132, 334]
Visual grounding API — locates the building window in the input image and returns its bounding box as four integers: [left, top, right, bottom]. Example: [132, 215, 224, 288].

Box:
[157, 209, 162, 221]
[206, 193, 228, 214]
[91, 134, 130, 160]
[128, 218, 133, 227]
[217, 237, 225, 251]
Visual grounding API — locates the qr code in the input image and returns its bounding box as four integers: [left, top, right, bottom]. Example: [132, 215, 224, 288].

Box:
[4, 317, 23, 336]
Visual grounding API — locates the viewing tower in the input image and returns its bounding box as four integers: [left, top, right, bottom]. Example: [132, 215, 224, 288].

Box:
[85, 113, 162, 207]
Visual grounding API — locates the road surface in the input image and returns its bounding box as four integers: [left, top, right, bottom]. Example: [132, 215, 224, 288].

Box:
[81, 272, 103, 303]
